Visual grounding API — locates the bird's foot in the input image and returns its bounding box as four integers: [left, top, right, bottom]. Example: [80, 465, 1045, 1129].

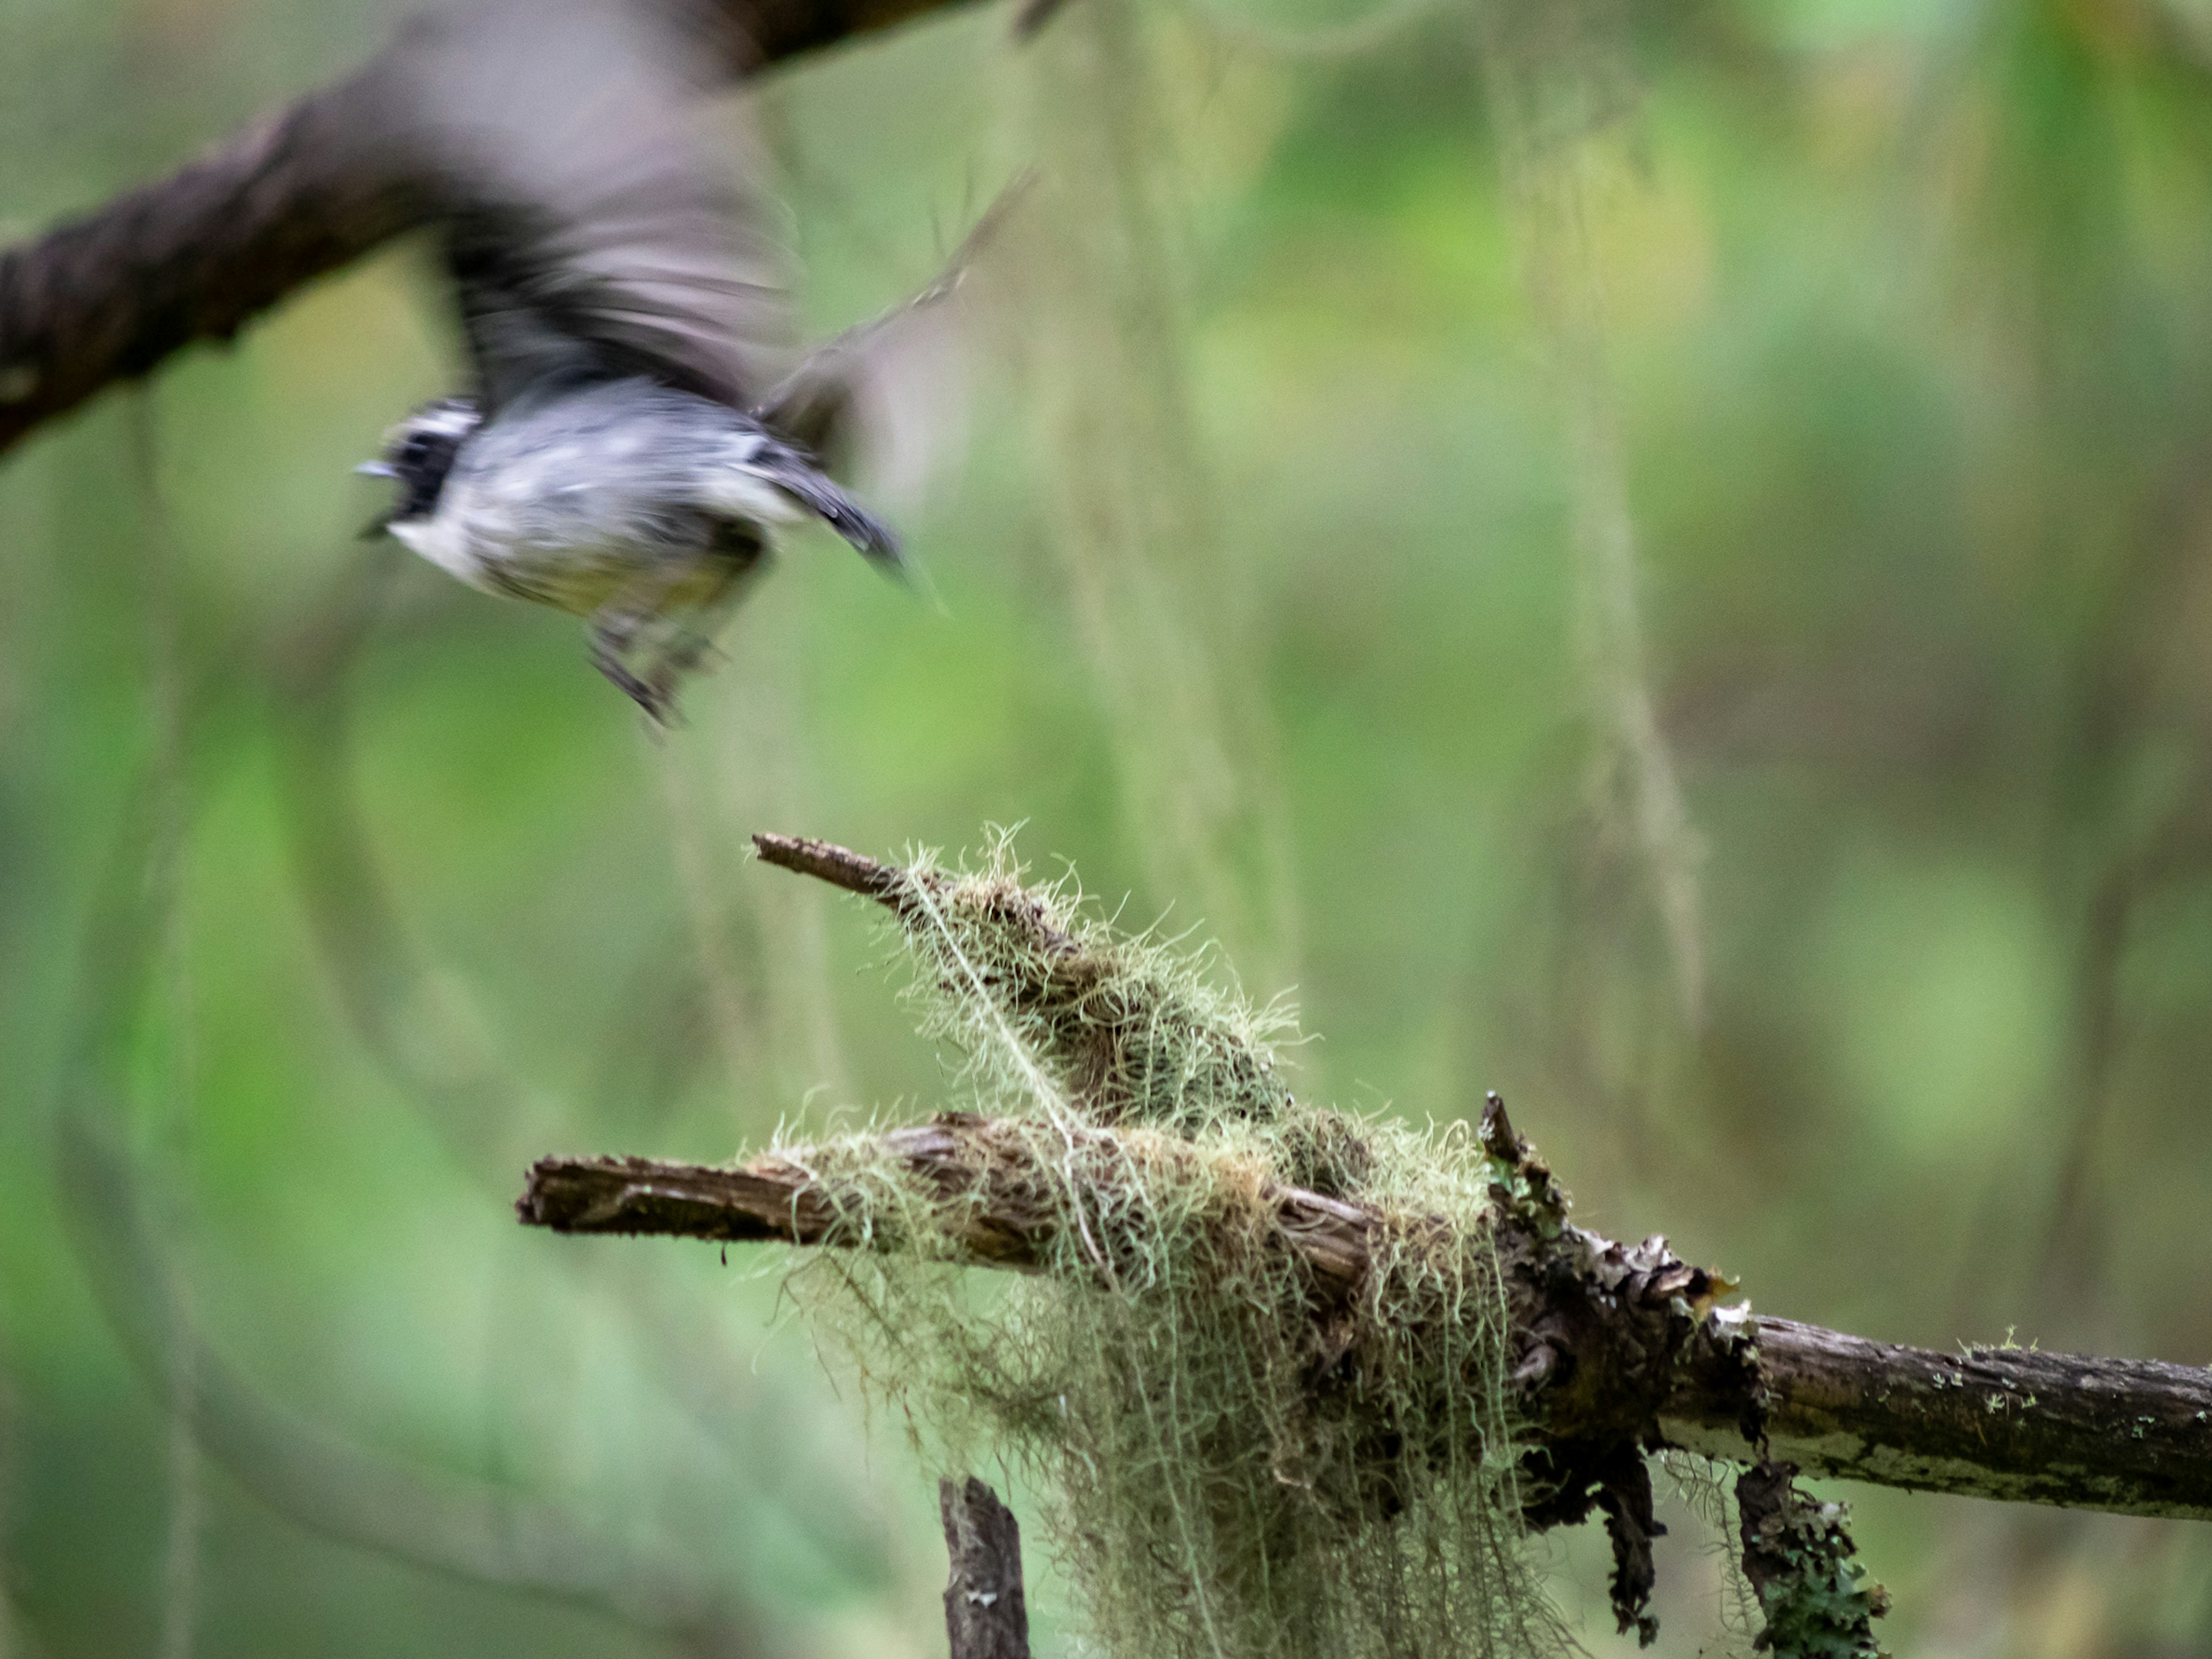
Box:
[592, 647, 677, 728]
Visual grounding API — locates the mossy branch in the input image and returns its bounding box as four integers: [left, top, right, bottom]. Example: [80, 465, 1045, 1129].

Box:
[523, 1115, 1380, 1288]
[521, 833, 2212, 1656]
[517, 1123, 2212, 1524]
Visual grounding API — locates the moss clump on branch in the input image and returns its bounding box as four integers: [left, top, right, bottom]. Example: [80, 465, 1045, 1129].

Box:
[884, 832, 1298, 1132]
[777, 838, 1575, 1659]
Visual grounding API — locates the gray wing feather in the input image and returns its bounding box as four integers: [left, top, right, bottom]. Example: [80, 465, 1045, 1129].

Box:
[393, 0, 793, 412]
[752, 173, 1031, 491]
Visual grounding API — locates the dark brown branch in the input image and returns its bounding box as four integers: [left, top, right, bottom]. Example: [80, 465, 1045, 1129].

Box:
[748, 833, 1086, 960]
[516, 1127, 2212, 1523]
[0, 0, 986, 455]
[752, 831, 908, 903]
[1666, 1317, 2212, 1522]
[940, 1477, 1030, 1659]
[518, 1115, 1377, 1291]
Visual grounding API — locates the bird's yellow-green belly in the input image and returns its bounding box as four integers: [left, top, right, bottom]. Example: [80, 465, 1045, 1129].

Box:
[472, 540, 730, 618]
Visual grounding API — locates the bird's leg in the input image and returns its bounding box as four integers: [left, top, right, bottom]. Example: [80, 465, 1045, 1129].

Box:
[588, 599, 675, 725]
[639, 532, 768, 711]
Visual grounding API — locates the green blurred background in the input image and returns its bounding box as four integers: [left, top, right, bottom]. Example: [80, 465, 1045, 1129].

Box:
[6, 0, 2212, 1651]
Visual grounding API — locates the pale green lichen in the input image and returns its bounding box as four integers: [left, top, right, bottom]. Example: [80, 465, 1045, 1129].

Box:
[887, 830, 1298, 1132]
[781, 838, 1573, 1659]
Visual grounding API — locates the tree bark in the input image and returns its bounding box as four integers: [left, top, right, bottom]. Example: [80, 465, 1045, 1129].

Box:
[940, 1476, 1030, 1659]
[1667, 1317, 2212, 1521]
[0, 0, 983, 456]
[517, 1130, 2212, 1523]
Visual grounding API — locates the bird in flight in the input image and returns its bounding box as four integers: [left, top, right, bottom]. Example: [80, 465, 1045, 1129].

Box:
[358, 0, 990, 722]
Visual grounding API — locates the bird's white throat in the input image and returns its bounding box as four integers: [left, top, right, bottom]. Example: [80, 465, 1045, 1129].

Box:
[388, 507, 492, 592]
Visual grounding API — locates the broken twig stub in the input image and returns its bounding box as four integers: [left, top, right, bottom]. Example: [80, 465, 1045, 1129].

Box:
[941, 1476, 1030, 1659]
[1735, 1460, 1887, 1658]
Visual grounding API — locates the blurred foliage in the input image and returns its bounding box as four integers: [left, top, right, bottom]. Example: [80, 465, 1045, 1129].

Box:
[7, 0, 2212, 1653]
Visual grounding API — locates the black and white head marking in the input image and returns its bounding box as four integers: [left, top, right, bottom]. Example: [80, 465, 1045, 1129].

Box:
[358, 397, 483, 526]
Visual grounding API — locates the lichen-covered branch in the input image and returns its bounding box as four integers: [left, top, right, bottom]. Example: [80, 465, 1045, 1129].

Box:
[517, 1120, 2212, 1524]
[1666, 1317, 2212, 1522]
[1734, 1461, 1887, 1659]
[521, 1115, 1377, 1290]
[0, 0, 983, 454]
[522, 832, 2212, 1653]
[753, 832, 1298, 1134]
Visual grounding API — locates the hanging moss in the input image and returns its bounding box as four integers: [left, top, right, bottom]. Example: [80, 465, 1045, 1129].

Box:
[780, 839, 1574, 1659]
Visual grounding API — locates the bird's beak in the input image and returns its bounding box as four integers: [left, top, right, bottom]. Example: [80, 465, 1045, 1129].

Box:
[357, 513, 394, 541]
[355, 460, 396, 478]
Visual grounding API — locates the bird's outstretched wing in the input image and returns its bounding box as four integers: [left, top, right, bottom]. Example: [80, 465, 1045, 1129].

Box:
[753, 173, 1032, 502]
[390, 0, 792, 414]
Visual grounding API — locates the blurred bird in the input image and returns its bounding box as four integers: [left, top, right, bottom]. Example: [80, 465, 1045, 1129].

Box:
[357, 0, 1000, 722]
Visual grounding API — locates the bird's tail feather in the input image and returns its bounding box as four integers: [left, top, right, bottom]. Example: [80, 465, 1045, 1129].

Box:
[756, 445, 903, 573]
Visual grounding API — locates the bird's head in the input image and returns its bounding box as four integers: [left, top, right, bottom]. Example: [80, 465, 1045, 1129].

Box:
[355, 397, 483, 536]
